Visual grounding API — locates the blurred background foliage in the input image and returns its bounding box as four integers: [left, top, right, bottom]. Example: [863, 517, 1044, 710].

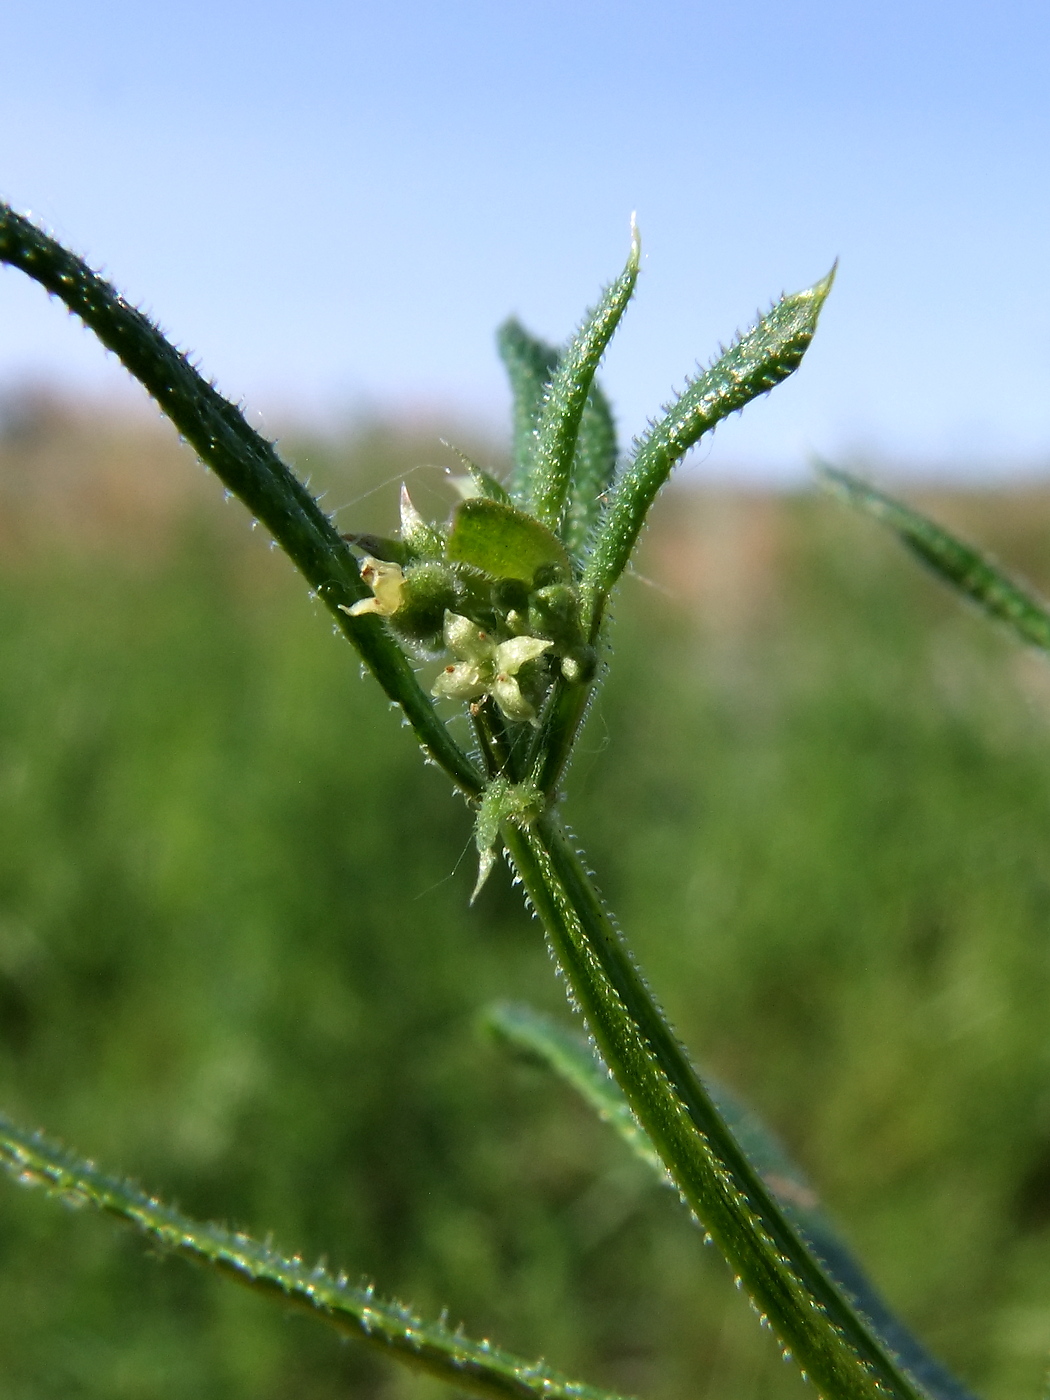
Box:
[3, 397, 1050, 1400]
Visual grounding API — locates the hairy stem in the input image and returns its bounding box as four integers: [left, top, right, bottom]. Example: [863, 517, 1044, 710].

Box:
[502, 812, 934, 1400]
[527, 678, 592, 796]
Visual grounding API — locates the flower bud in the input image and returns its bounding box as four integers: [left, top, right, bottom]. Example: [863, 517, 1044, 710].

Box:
[560, 646, 597, 685]
[388, 562, 461, 647]
[528, 584, 584, 651]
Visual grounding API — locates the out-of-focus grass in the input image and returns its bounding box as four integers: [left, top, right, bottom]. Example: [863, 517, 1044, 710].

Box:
[3, 398, 1050, 1400]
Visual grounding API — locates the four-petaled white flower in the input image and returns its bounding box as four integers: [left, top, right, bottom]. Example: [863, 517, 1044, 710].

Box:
[431, 613, 551, 725]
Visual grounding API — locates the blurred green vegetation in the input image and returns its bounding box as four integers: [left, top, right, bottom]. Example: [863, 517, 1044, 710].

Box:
[4, 400, 1050, 1400]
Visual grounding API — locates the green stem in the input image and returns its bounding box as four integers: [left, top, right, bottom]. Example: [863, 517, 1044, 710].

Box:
[502, 812, 932, 1400]
[0, 202, 482, 798]
[527, 679, 592, 797]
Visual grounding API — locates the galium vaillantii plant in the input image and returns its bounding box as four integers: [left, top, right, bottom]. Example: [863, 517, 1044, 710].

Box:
[6, 198, 1043, 1400]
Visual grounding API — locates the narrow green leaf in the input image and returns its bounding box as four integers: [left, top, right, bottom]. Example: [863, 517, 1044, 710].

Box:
[0, 1114, 629, 1400]
[486, 1003, 975, 1400]
[497, 319, 559, 501]
[564, 384, 618, 561]
[485, 1002, 665, 1177]
[447, 498, 571, 583]
[581, 267, 835, 634]
[819, 463, 1050, 651]
[496, 319, 619, 555]
[0, 201, 483, 798]
[528, 225, 640, 534]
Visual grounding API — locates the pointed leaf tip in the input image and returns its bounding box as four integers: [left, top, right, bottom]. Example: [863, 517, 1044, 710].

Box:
[810, 259, 837, 306]
[400, 482, 426, 535]
[580, 264, 836, 629]
[399, 484, 446, 558]
[528, 234, 640, 531]
[471, 846, 498, 904]
[497, 319, 561, 498]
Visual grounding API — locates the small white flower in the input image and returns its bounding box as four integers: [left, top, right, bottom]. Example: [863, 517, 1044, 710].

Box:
[431, 613, 551, 724]
[339, 557, 406, 618]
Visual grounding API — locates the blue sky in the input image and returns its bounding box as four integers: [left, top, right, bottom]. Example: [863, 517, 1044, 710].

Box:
[2, 1, 1049, 477]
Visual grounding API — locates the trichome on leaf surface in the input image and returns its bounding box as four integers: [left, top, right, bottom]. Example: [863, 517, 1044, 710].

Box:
[0, 199, 1024, 1400]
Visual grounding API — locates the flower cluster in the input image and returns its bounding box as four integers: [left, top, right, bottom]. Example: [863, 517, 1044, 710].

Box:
[431, 613, 552, 725]
[339, 481, 590, 727]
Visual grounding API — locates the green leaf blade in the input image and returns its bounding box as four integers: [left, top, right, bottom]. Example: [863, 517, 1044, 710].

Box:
[581, 266, 835, 633]
[820, 464, 1050, 651]
[485, 1001, 666, 1178]
[528, 226, 641, 534]
[0, 1113, 630, 1400]
[447, 497, 571, 582]
[342, 532, 415, 566]
[564, 383, 618, 561]
[497, 320, 560, 502]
